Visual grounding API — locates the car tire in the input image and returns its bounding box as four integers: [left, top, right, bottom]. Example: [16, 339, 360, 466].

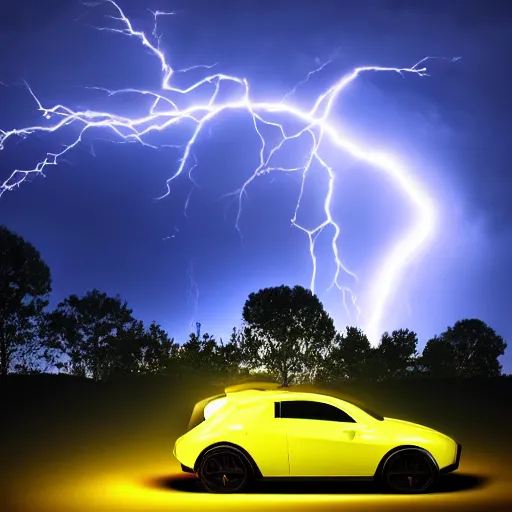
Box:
[380, 448, 438, 494]
[198, 446, 253, 493]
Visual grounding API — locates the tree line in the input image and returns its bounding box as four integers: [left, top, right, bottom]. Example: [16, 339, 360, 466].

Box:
[0, 225, 508, 384]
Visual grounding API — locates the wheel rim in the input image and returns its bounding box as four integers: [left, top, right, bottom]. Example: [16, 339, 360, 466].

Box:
[201, 452, 248, 492]
[385, 452, 434, 492]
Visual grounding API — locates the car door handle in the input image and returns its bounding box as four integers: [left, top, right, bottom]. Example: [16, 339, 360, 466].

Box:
[341, 429, 357, 440]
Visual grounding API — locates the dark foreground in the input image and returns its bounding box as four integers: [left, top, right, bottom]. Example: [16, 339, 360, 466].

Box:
[1, 374, 511, 512]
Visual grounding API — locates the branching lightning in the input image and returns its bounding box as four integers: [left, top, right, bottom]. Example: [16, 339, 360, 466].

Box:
[0, 0, 441, 344]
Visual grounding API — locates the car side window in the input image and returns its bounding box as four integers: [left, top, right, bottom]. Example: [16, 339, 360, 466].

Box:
[278, 400, 355, 423]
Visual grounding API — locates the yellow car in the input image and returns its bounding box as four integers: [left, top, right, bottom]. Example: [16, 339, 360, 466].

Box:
[173, 383, 461, 494]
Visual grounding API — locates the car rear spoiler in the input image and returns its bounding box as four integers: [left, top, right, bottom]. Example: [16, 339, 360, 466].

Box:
[187, 382, 283, 431]
[187, 393, 225, 431]
[224, 381, 282, 393]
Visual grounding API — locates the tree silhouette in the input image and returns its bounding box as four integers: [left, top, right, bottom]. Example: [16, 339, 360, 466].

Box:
[0, 226, 51, 376]
[429, 319, 507, 378]
[99, 320, 179, 377]
[1, 223, 507, 383]
[217, 327, 246, 376]
[179, 332, 221, 373]
[378, 328, 419, 380]
[420, 335, 457, 378]
[140, 321, 179, 374]
[241, 284, 335, 387]
[319, 327, 372, 382]
[46, 289, 136, 380]
[103, 320, 146, 377]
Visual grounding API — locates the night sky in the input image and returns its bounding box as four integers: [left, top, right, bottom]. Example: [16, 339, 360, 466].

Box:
[1, 0, 511, 372]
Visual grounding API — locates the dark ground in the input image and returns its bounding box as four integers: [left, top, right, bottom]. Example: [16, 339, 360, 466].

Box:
[1, 373, 511, 511]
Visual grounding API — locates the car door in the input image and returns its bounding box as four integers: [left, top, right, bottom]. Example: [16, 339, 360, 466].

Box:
[278, 399, 378, 477]
[242, 400, 290, 476]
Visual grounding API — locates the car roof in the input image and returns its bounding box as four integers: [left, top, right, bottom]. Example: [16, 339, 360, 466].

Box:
[224, 388, 355, 409]
[193, 383, 385, 421]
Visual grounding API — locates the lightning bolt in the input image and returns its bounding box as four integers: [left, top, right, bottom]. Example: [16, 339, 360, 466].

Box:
[0, 0, 442, 345]
[187, 260, 200, 335]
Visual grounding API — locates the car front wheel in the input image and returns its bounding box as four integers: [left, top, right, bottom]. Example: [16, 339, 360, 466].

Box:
[380, 448, 437, 494]
[198, 446, 252, 493]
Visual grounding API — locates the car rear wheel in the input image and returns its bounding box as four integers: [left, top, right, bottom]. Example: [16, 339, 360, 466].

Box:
[198, 446, 252, 493]
[381, 448, 437, 494]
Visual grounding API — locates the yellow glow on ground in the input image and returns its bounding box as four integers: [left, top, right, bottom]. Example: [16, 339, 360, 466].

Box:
[8, 447, 512, 512]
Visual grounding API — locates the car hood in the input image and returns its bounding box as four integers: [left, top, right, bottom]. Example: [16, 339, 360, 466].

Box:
[382, 417, 449, 441]
[384, 417, 437, 432]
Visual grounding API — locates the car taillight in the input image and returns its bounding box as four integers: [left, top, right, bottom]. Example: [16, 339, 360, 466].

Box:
[204, 397, 228, 419]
